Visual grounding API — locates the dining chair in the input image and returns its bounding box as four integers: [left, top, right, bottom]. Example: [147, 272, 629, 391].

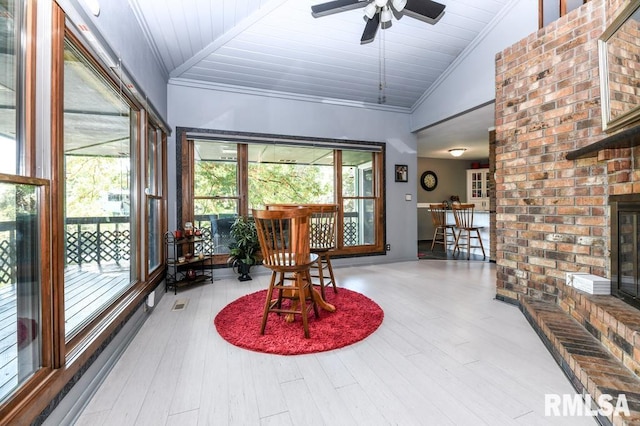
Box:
[253, 207, 319, 338]
[452, 203, 486, 260]
[428, 203, 456, 252]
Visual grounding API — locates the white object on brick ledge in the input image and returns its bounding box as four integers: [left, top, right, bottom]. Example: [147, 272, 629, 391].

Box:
[566, 273, 610, 295]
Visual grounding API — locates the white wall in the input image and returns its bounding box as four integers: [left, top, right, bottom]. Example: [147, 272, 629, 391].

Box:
[168, 80, 419, 264]
[410, 0, 538, 131]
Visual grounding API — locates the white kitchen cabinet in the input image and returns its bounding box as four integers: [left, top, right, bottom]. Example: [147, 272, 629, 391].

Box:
[466, 168, 490, 211]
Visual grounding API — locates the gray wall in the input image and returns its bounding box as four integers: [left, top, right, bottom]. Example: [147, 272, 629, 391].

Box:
[410, 0, 538, 131]
[167, 82, 419, 265]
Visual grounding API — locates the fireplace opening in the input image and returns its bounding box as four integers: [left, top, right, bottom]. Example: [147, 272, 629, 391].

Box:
[610, 194, 640, 309]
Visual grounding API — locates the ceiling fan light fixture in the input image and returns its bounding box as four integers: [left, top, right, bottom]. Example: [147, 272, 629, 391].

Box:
[380, 6, 392, 23]
[391, 0, 407, 12]
[364, 2, 377, 19]
[312, 0, 446, 43]
[448, 148, 467, 157]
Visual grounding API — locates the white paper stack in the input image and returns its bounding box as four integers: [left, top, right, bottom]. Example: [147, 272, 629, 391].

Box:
[570, 274, 610, 295]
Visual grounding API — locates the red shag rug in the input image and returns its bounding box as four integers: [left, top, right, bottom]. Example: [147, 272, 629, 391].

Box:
[214, 287, 384, 355]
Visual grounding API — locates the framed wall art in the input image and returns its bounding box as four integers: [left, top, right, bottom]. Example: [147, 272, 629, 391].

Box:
[395, 164, 408, 182]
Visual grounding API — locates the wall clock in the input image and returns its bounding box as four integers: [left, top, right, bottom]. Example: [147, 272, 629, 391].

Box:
[420, 171, 438, 191]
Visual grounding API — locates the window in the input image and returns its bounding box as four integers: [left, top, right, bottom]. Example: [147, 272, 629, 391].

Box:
[0, 178, 48, 403]
[181, 130, 385, 260]
[247, 143, 335, 207]
[193, 141, 239, 254]
[0, 0, 50, 405]
[146, 123, 165, 274]
[0, 0, 25, 175]
[62, 37, 136, 339]
[342, 150, 377, 247]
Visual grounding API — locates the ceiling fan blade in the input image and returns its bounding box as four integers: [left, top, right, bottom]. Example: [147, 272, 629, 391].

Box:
[403, 0, 446, 25]
[311, 0, 367, 18]
[360, 13, 380, 44]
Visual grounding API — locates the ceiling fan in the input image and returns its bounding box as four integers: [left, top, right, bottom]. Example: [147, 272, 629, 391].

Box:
[311, 0, 446, 44]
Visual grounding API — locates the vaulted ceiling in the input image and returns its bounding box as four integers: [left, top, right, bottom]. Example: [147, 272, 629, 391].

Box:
[128, 0, 510, 158]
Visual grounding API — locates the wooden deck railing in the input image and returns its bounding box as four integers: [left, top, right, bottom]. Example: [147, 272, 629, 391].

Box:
[0, 217, 130, 286]
[0, 212, 363, 286]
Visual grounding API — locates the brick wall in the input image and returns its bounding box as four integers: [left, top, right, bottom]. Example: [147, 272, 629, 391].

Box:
[494, 0, 637, 303]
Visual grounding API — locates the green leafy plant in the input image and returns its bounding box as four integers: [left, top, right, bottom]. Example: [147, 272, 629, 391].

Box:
[227, 215, 260, 267]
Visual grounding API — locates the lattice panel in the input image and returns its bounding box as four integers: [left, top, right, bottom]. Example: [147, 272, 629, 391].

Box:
[80, 230, 99, 263]
[198, 227, 214, 254]
[66, 225, 131, 266]
[66, 232, 80, 265]
[343, 221, 358, 246]
[100, 230, 130, 262]
[0, 239, 15, 284]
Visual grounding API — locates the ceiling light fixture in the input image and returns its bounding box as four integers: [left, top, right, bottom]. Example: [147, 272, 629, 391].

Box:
[392, 0, 407, 11]
[380, 6, 392, 23]
[364, 2, 377, 19]
[364, 0, 405, 27]
[448, 148, 467, 157]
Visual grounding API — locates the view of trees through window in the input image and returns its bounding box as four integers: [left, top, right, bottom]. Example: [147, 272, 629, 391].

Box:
[65, 156, 130, 217]
[190, 139, 382, 256]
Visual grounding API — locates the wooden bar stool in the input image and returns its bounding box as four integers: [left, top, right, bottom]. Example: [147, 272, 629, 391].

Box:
[253, 208, 319, 338]
[452, 203, 486, 260]
[307, 204, 338, 299]
[429, 203, 457, 252]
[265, 204, 339, 299]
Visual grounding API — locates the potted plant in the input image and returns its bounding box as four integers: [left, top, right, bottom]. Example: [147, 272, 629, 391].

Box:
[227, 215, 260, 281]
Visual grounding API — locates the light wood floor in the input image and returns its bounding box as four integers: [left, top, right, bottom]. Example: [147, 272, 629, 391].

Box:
[73, 260, 596, 425]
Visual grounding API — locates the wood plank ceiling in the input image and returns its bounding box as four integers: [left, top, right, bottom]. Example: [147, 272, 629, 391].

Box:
[129, 0, 510, 111]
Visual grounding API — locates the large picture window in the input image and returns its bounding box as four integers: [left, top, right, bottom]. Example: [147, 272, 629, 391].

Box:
[62, 37, 136, 339]
[181, 130, 385, 260]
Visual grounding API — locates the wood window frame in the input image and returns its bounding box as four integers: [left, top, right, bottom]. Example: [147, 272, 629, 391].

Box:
[144, 120, 168, 281]
[175, 127, 387, 262]
[539, 0, 589, 28]
[56, 29, 143, 346]
[0, 175, 53, 423]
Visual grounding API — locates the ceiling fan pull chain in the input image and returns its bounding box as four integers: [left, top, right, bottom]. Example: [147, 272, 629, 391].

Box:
[382, 27, 386, 104]
[378, 27, 386, 104]
[378, 29, 383, 104]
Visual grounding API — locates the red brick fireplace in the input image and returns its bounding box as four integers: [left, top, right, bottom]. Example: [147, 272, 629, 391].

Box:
[494, 0, 640, 423]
